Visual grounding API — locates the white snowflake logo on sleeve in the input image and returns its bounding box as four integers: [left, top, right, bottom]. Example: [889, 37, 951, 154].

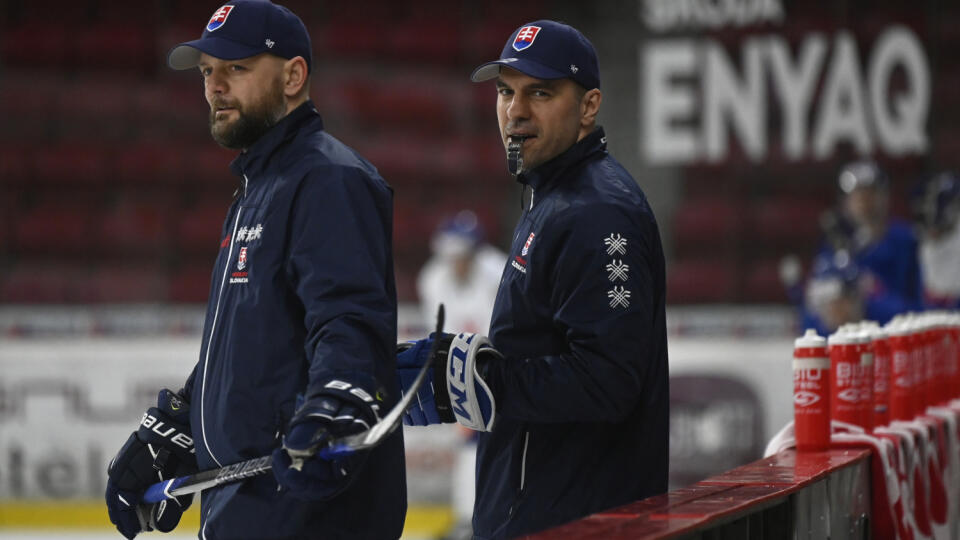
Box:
[604, 233, 627, 255]
[607, 286, 631, 309]
[606, 259, 629, 282]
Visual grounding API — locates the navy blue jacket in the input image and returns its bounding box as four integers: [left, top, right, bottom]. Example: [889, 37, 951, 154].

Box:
[474, 128, 669, 539]
[182, 102, 405, 539]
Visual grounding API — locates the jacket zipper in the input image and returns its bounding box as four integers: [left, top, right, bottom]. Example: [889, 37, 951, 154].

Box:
[519, 430, 530, 492]
[199, 175, 248, 467]
[509, 430, 530, 519]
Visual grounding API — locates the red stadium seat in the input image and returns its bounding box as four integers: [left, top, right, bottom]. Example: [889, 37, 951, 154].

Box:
[96, 197, 173, 254]
[0, 23, 71, 67]
[394, 265, 419, 304]
[667, 258, 738, 304]
[469, 86, 500, 131]
[356, 136, 426, 179]
[0, 145, 33, 186]
[672, 199, 742, 255]
[57, 78, 136, 140]
[168, 264, 215, 303]
[130, 81, 208, 140]
[315, 20, 389, 60]
[184, 146, 238, 185]
[74, 25, 154, 70]
[177, 201, 229, 252]
[365, 78, 458, 133]
[114, 142, 189, 185]
[742, 259, 789, 303]
[13, 204, 96, 253]
[750, 197, 825, 247]
[461, 20, 520, 64]
[0, 77, 60, 142]
[88, 266, 169, 303]
[385, 18, 462, 64]
[0, 264, 78, 303]
[33, 143, 111, 186]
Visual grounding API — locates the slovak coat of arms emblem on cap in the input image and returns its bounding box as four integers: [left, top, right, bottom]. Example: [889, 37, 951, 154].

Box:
[512, 26, 541, 51]
[207, 5, 234, 32]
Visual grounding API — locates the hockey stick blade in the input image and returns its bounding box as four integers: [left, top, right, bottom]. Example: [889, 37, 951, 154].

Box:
[143, 305, 445, 503]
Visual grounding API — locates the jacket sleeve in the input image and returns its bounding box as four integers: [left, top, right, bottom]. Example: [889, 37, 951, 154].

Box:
[486, 204, 662, 423]
[285, 165, 397, 401]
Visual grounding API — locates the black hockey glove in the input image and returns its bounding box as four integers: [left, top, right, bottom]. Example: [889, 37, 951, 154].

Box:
[397, 332, 498, 431]
[272, 378, 382, 501]
[105, 389, 197, 539]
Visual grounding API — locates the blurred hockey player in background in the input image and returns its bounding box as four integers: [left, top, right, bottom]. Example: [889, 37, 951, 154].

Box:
[418, 210, 507, 336]
[913, 171, 960, 308]
[813, 159, 923, 323]
[802, 253, 866, 335]
[416, 210, 506, 539]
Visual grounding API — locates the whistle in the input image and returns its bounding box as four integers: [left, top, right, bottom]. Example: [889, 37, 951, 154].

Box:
[507, 136, 527, 176]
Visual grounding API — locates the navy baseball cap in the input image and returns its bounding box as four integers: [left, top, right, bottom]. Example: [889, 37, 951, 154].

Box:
[470, 20, 599, 90]
[167, 0, 312, 73]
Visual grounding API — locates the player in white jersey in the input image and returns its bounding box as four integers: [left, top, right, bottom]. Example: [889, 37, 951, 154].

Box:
[416, 210, 505, 538]
[914, 171, 960, 307]
[418, 210, 506, 335]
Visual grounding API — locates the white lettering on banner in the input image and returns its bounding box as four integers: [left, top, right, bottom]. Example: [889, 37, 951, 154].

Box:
[641, 26, 930, 164]
[704, 38, 766, 161]
[766, 36, 827, 159]
[812, 32, 872, 159]
[642, 0, 784, 32]
[868, 26, 929, 155]
[643, 40, 698, 163]
[0, 338, 199, 499]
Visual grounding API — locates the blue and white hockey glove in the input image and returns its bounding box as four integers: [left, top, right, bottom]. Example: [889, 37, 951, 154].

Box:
[272, 379, 382, 501]
[397, 332, 498, 431]
[105, 389, 197, 539]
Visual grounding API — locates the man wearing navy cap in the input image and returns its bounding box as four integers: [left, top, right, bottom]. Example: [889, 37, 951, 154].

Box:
[104, 2, 405, 538]
[396, 20, 669, 538]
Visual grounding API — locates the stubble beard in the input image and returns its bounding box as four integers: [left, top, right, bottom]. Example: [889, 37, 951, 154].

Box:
[209, 79, 287, 150]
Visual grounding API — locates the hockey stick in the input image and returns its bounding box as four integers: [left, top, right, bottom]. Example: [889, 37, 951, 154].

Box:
[143, 305, 446, 504]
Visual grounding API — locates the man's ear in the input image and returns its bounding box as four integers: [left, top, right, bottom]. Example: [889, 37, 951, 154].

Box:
[580, 89, 602, 127]
[283, 56, 309, 97]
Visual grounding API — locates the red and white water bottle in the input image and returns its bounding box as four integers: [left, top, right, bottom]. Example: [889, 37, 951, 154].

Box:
[794, 328, 831, 451]
[948, 314, 960, 402]
[887, 317, 915, 421]
[854, 325, 874, 431]
[829, 327, 863, 428]
[868, 322, 891, 427]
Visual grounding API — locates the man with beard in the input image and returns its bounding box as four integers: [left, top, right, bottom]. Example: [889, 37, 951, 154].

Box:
[396, 20, 669, 539]
[103, 2, 405, 538]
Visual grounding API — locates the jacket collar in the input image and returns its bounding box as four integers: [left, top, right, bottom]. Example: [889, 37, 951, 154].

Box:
[229, 100, 322, 180]
[517, 127, 607, 192]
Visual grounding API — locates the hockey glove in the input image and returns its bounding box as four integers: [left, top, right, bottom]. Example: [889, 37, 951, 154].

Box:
[105, 389, 197, 539]
[272, 378, 382, 501]
[397, 332, 498, 431]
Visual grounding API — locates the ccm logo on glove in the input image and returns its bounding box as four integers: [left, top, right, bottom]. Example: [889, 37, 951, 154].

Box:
[448, 337, 474, 420]
[140, 413, 194, 451]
